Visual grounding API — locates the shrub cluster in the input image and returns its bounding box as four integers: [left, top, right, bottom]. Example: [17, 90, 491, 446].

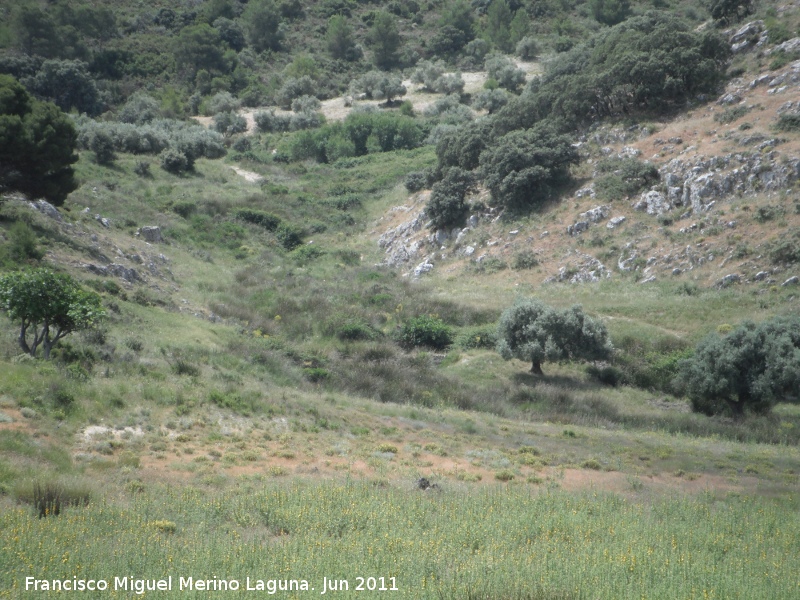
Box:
[395, 316, 453, 350]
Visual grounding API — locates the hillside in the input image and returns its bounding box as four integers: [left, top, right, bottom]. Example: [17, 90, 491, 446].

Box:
[1, 0, 800, 598]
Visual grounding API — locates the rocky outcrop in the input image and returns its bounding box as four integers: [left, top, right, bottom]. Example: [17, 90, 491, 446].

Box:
[545, 251, 611, 284]
[28, 200, 62, 222]
[729, 21, 767, 54]
[644, 151, 800, 215]
[137, 226, 163, 243]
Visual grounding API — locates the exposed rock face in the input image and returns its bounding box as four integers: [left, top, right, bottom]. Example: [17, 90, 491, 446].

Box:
[138, 226, 163, 243]
[413, 259, 434, 278]
[28, 200, 62, 222]
[545, 251, 611, 284]
[567, 221, 589, 236]
[84, 263, 141, 282]
[648, 152, 800, 215]
[607, 216, 626, 229]
[634, 190, 670, 215]
[378, 211, 428, 267]
[729, 21, 767, 54]
[718, 273, 741, 288]
[579, 205, 610, 223]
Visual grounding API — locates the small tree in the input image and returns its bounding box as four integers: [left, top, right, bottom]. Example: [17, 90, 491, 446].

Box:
[326, 15, 356, 60]
[426, 167, 476, 230]
[496, 299, 611, 375]
[367, 12, 402, 69]
[678, 317, 800, 417]
[0, 269, 105, 359]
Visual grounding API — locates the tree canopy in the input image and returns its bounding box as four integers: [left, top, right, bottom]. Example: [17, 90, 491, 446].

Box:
[0, 75, 78, 205]
[0, 269, 106, 359]
[496, 299, 611, 374]
[679, 316, 800, 417]
[479, 122, 578, 210]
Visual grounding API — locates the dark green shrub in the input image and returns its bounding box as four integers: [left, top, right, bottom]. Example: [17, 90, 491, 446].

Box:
[404, 171, 429, 192]
[233, 208, 282, 230]
[276, 223, 303, 250]
[290, 244, 324, 265]
[714, 105, 750, 124]
[426, 168, 476, 230]
[586, 364, 623, 386]
[512, 250, 539, 270]
[594, 157, 660, 200]
[133, 161, 151, 177]
[775, 113, 800, 132]
[159, 148, 189, 174]
[172, 201, 197, 219]
[396, 316, 453, 350]
[769, 231, 800, 264]
[480, 122, 578, 210]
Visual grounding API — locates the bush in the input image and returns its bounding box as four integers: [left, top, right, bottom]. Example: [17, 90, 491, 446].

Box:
[484, 54, 526, 93]
[350, 71, 406, 102]
[471, 89, 510, 114]
[480, 122, 579, 210]
[775, 112, 800, 132]
[212, 111, 247, 136]
[276, 223, 303, 250]
[594, 157, 660, 200]
[512, 250, 539, 270]
[203, 91, 240, 115]
[133, 161, 151, 177]
[395, 316, 453, 350]
[159, 148, 189, 174]
[233, 208, 282, 230]
[88, 130, 116, 164]
[276, 76, 315, 109]
[426, 167, 476, 230]
[118, 92, 160, 124]
[291, 95, 321, 113]
[404, 171, 430, 192]
[254, 109, 292, 133]
[516, 36, 539, 61]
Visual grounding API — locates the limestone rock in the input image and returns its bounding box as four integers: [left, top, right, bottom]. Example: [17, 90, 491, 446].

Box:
[635, 190, 669, 215]
[607, 216, 626, 229]
[28, 200, 62, 222]
[138, 226, 163, 243]
[413, 259, 434, 278]
[579, 205, 610, 223]
[782, 276, 799, 287]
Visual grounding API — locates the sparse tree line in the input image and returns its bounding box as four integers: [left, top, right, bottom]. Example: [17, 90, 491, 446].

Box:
[1, 267, 796, 419]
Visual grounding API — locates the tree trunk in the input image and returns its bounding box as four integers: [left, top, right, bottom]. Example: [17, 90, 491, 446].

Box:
[530, 360, 543, 376]
[726, 397, 745, 419]
[18, 327, 32, 356]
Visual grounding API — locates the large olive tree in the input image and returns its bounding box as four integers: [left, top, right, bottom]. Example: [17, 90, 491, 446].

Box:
[679, 316, 800, 417]
[496, 299, 611, 375]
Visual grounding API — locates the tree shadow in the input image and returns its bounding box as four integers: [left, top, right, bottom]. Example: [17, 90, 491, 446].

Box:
[511, 370, 598, 392]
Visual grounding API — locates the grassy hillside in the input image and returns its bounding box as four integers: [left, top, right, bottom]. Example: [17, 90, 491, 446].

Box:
[2, 0, 800, 598]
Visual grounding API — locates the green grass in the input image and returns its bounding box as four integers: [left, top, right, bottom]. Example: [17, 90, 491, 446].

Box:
[1, 481, 798, 599]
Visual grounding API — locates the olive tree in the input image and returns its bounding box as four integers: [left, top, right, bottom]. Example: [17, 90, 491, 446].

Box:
[0, 269, 105, 359]
[679, 316, 800, 417]
[496, 299, 611, 375]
